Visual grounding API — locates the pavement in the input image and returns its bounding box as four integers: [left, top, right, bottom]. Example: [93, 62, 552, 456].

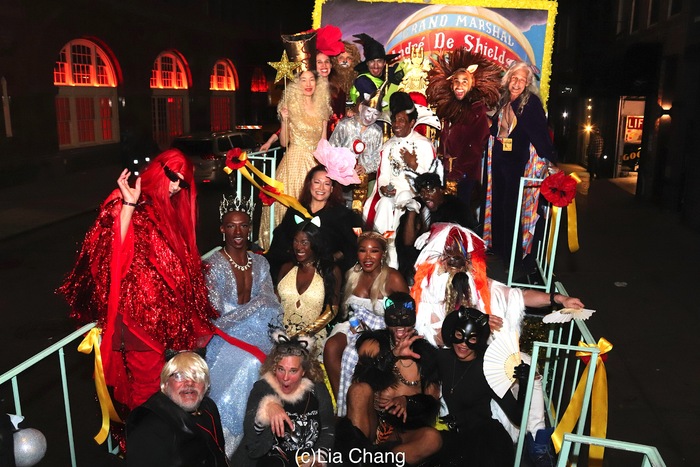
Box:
[0, 163, 124, 241]
[1, 162, 697, 465]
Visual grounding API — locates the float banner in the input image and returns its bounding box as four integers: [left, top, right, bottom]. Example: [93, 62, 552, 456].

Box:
[313, 0, 557, 106]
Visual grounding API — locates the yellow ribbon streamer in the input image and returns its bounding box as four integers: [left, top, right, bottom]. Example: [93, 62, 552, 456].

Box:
[224, 159, 312, 219]
[544, 172, 581, 259]
[567, 172, 581, 253]
[77, 327, 122, 444]
[552, 338, 612, 466]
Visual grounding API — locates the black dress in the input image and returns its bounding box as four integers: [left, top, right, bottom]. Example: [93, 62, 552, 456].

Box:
[436, 349, 521, 467]
[264, 204, 362, 283]
[126, 392, 228, 467]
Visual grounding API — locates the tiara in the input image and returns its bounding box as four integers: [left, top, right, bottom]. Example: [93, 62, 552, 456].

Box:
[219, 194, 255, 220]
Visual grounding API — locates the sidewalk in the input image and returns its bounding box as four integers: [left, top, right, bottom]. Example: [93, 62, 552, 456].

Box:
[0, 163, 122, 240]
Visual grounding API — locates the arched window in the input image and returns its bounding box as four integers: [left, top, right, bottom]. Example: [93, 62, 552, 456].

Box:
[210, 59, 238, 132]
[210, 59, 238, 91]
[151, 51, 190, 148]
[53, 39, 119, 148]
[150, 51, 189, 90]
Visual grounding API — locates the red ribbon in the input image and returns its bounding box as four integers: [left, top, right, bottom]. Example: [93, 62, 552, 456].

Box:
[213, 327, 266, 363]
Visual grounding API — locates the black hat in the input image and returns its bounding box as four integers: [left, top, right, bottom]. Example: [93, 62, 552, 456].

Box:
[441, 306, 490, 351]
[384, 292, 416, 327]
[414, 172, 443, 192]
[389, 92, 416, 117]
[353, 33, 400, 73]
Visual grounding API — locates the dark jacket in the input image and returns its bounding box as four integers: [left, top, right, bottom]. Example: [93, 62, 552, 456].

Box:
[126, 392, 228, 467]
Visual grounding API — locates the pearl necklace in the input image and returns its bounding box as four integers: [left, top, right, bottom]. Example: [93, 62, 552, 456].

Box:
[222, 248, 252, 271]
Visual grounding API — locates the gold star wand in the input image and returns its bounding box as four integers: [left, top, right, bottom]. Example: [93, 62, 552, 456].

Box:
[268, 50, 301, 85]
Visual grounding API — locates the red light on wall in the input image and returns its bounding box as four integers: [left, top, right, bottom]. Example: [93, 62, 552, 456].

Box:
[251, 67, 268, 93]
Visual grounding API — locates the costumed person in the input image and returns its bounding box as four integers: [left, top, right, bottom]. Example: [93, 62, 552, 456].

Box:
[435, 308, 532, 467]
[336, 292, 442, 467]
[483, 61, 558, 272]
[363, 91, 440, 267]
[426, 47, 503, 219]
[58, 150, 216, 416]
[332, 41, 361, 109]
[232, 333, 335, 467]
[315, 24, 348, 133]
[126, 351, 228, 467]
[396, 171, 475, 285]
[258, 47, 332, 248]
[328, 85, 384, 211]
[264, 163, 362, 282]
[324, 232, 409, 416]
[205, 195, 283, 457]
[276, 217, 341, 360]
[261, 26, 349, 152]
[411, 222, 585, 347]
[349, 33, 402, 109]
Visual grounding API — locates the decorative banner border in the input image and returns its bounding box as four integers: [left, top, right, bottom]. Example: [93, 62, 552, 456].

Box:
[312, 0, 557, 107]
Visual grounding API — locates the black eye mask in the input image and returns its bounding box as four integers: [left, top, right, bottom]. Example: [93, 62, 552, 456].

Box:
[384, 293, 416, 327]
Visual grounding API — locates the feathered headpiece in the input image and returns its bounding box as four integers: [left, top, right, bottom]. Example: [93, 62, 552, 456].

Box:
[427, 47, 503, 122]
[219, 194, 254, 221]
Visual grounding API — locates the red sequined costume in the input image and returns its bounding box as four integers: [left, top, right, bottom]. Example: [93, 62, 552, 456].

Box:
[59, 174, 216, 410]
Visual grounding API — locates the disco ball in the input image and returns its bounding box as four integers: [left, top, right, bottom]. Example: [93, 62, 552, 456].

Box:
[13, 428, 47, 467]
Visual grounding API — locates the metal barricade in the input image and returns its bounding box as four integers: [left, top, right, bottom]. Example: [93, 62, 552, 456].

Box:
[556, 433, 667, 467]
[514, 282, 599, 466]
[507, 176, 562, 293]
[0, 322, 101, 467]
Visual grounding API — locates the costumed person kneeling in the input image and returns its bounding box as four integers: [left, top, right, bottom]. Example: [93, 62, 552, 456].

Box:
[232, 333, 335, 467]
[336, 292, 442, 467]
[126, 351, 228, 467]
[435, 308, 530, 467]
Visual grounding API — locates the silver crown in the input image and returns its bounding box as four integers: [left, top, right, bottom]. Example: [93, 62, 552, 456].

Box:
[219, 195, 255, 220]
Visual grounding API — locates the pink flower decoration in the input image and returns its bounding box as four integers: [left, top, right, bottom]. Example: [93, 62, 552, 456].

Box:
[313, 138, 361, 186]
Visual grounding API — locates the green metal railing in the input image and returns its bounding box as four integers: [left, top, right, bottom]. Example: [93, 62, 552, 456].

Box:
[556, 433, 667, 467]
[514, 282, 599, 466]
[0, 322, 97, 467]
[507, 176, 562, 293]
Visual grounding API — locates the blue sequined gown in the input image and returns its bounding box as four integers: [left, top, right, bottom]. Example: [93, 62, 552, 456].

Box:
[204, 250, 283, 458]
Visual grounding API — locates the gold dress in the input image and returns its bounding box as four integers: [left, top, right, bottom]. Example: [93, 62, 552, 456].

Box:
[258, 78, 331, 249]
[277, 266, 327, 359]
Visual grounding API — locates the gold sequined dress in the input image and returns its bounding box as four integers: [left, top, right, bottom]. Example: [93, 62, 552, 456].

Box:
[277, 266, 327, 358]
[258, 78, 331, 249]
